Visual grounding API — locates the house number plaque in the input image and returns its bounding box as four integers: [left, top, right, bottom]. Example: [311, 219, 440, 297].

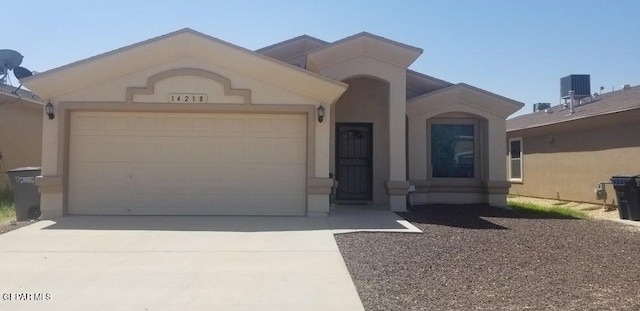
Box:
[168, 93, 208, 103]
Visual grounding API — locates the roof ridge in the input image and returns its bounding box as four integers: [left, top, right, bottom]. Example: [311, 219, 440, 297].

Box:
[255, 34, 328, 53]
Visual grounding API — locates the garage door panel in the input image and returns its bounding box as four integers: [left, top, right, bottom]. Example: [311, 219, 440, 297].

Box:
[132, 116, 159, 131]
[69, 112, 307, 216]
[191, 117, 217, 132]
[129, 139, 161, 161]
[72, 116, 103, 136]
[189, 140, 220, 162]
[100, 163, 131, 183]
[188, 166, 222, 185]
[100, 142, 138, 162]
[211, 138, 248, 162]
[247, 140, 277, 163]
[249, 166, 278, 183]
[248, 118, 274, 133]
[219, 117, 246, 135]
[275, 164, 306, 187]
[156, 140, 189, 162]
[188, 194, 218, 209]
[70, 137, 102, 160]
[103, 116, 130, 131]
[70, 162, 129, 188]
[274, 138, 306, 163]
[70, 192, 131, 215]
[70, 162, 102, 186]
[132, 192, 190, 210]
[276, 117, 307, 135]
[162, 117, 190, 132]
[216, 165, 249, 186]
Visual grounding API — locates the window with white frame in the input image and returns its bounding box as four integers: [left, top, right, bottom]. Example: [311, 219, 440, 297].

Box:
[429, 119, 479, 179]
[509, 137, 522, 181]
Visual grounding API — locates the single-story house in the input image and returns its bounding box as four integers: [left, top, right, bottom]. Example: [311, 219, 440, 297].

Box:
[0, 85, 43, 188]
[507, 84, 640, 204]
[21, 29, 523, 219]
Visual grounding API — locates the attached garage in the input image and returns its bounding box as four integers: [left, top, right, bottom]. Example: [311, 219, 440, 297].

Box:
[22, 29, 349, 219]
[68, 111, 307, 216]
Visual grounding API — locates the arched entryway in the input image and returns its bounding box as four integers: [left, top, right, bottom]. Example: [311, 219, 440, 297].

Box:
[330, 76, 391, 205]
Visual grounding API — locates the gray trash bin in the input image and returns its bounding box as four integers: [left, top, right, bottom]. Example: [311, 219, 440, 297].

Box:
[6, 167, 41, 221]
[610, 175, 640, 221]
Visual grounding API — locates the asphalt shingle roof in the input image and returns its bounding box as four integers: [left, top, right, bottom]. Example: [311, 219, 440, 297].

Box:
[507, 85, 640, 132]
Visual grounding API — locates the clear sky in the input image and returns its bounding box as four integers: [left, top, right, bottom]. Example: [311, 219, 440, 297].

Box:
[5, 0, 639, 117]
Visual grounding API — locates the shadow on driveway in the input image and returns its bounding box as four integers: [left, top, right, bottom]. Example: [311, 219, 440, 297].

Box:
[402, 204, 582, 230]
[40, 208, 419, 233]
[36, 204, 580, 232]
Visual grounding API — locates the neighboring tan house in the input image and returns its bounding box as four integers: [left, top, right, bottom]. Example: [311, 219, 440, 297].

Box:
[507, 85, 640, 204]
[21, 29, 523, 219]
[0, 85, 43, 188]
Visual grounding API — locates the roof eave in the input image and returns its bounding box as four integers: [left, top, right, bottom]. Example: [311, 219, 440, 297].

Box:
[305, 32, 423, 71]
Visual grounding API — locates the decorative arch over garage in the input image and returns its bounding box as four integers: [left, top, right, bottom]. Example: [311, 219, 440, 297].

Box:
[125, 68, 252, 104]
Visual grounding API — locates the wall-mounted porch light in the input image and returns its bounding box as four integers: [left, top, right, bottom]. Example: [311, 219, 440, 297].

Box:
[317, 104, 325, 123]
[45, 101, 55, 120]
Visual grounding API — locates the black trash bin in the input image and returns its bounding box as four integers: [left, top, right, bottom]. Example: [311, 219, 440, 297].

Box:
[610, 175, 640, 221]
[6, 167, 41, 221]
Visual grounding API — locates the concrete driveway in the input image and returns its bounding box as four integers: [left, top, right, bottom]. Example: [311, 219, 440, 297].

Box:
[0, 216, 365, 311]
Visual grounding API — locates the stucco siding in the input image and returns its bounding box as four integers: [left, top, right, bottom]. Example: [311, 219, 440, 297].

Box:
[509, 118, 640, 204]
[0, 101, 42, 188]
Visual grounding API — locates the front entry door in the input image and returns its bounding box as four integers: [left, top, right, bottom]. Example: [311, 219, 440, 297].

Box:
[336, 123, 373, 201]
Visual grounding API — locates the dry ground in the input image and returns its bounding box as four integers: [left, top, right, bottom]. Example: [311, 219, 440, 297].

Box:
[508, 195, 620, 221]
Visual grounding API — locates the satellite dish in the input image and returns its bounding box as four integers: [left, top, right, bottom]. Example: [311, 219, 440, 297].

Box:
[0, 49, 23, 72]
[13, 66, 32, 79]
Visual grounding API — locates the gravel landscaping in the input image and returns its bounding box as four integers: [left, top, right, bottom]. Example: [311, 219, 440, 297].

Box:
[335, 204, 640, 311]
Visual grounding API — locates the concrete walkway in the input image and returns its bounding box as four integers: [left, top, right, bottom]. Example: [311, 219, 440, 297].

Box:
[328, 206, 422, 234]
[0, 216, 365, 311]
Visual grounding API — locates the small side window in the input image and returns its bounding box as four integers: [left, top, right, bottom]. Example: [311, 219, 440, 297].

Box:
[509, 138, 522, 181]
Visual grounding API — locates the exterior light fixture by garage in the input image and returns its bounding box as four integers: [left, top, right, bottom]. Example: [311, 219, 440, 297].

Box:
[45, 101, 55, 120]
[317, 104, 325, 123]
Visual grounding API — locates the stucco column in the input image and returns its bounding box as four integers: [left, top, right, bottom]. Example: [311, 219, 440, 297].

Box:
[387, 74, 408, 211]
[37, 109, 64, 219]
[486, 120, 508, 207]
[308, 103, 332, 216]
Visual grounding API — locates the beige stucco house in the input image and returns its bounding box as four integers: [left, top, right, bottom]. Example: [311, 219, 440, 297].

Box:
[0, 85, 43, 188]
[507, 85, 640, 204]
[21, 29, 522, 219]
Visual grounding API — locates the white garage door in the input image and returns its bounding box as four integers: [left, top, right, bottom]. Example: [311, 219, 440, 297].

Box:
[68, 112, 307, 215]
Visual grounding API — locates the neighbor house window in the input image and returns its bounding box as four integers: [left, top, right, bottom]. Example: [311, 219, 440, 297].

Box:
[430, 123, 475, 178]
[509, 137, 522, 181]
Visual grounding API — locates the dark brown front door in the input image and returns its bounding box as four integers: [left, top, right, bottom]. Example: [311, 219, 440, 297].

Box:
[336, 123, 373, 201]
